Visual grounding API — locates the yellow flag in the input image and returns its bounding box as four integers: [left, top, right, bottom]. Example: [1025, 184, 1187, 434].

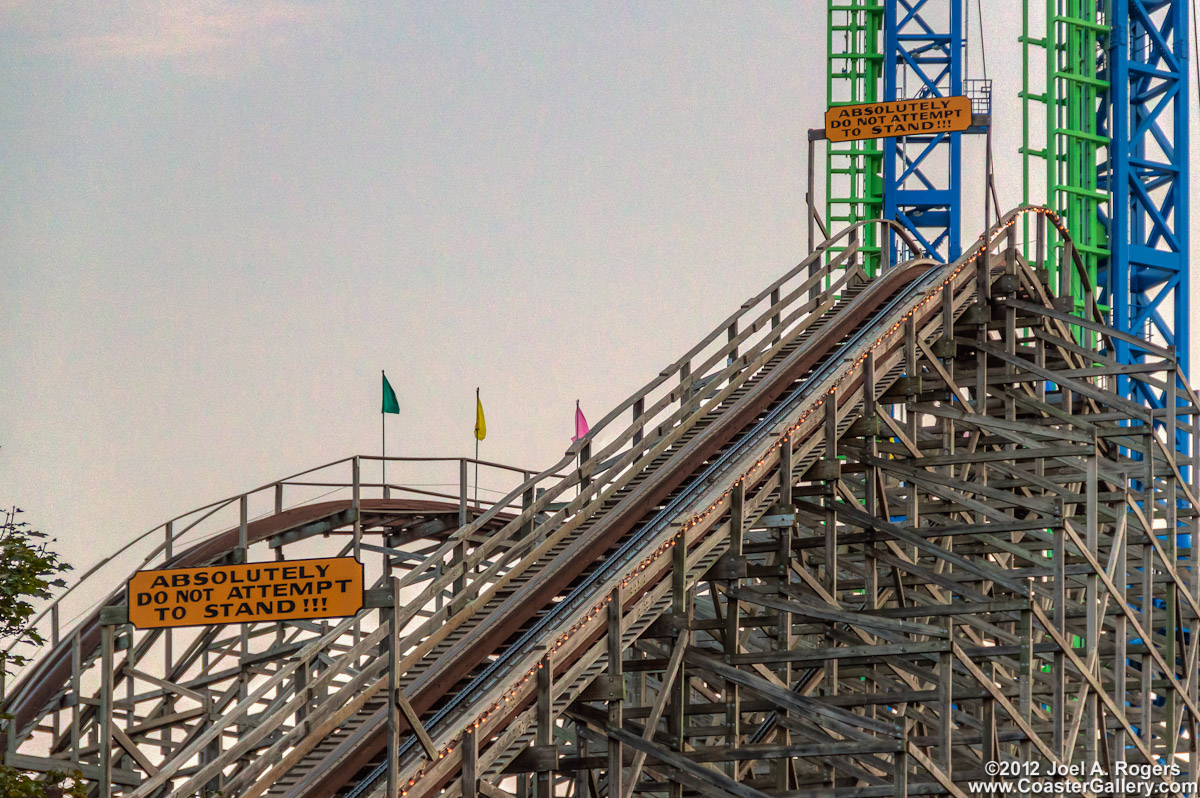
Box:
[474, 392, 486, 441]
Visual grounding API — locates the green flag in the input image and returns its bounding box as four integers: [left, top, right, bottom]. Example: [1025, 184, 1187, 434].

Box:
[382, 372, 400, 415]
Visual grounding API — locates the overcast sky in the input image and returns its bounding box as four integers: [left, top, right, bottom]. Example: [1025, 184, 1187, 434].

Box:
[4, 2, 1198, 600]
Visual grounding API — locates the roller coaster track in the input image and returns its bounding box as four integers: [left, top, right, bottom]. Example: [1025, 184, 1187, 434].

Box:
[7, 207, 1200, 797]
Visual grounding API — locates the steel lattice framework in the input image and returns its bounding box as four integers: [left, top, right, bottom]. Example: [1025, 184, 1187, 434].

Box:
[826, 0, 886, 273]
[1023, 0, 1190, 396]
[882, 0, 964, 265]
[826, 0, 984, 272]
[1021, 0, 1112, 327]
[4, 208, 1199, 797]
[1104, 0, 1191, 396]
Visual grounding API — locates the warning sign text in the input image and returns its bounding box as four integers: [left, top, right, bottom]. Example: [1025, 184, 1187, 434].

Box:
[824, 96, 972, 143]
[127, 557, 364, 629]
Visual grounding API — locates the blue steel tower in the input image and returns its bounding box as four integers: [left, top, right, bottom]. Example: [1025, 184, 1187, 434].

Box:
[881, 0, 966, 263]
[1023, 0, 1190, 393]
[832, 0, 1190, 393]
[1101, 0, 1190, 395]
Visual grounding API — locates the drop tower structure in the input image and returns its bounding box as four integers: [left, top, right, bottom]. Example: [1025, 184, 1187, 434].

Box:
[828, 0, 1191, 406]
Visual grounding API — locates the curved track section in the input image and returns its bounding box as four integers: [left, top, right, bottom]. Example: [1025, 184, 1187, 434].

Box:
[11, 208, 1197, 798]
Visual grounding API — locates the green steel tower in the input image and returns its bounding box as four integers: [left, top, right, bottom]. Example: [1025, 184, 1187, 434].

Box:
[1020, 0, 1110, 324]
[826, 1, 885, 274]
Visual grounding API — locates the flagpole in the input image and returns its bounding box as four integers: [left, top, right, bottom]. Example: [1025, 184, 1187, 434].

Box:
[474, 387, 480, 511]
[381, 371, 387, 499]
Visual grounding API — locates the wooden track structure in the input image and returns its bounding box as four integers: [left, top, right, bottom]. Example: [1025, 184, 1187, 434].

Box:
[4, 206, 1199, 797]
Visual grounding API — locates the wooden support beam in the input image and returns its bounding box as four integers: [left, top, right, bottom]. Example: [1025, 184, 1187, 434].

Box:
[622, 632, 688, 798]
[607, 588, 624, 798]
[606, 726, 772, 798]
[395, 688, 437, 762]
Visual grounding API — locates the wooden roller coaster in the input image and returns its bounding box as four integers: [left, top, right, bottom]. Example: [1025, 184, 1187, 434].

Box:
[5, 208, 1198, 797]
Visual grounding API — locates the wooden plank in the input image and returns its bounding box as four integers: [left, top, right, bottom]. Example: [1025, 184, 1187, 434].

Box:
[606, 726, 772, 798]
[905, 742, 969, 798]
[681, 649, 898, 739]
[685, 738, 902, 763]
[1029, 602, 1154, 763]
[727, 586, 947, 638]
[726, 640, 947, 666]
[1004, 297, 1173, 359]
[477, 780, 517, 798]
[111, 725, 159, 777]
[623, 633, 688, 798]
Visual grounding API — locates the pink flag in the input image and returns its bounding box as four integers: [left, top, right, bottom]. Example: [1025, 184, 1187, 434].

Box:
[572, 401, 590, 442]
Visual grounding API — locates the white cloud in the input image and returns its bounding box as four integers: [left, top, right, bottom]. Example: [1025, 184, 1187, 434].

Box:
[6, 1, 333, 65]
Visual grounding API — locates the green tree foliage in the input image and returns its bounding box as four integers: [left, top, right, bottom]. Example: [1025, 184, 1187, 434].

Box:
[0, 507, 83, 796]
[0, 767, 85, 798]
[0, 507, 70, 668]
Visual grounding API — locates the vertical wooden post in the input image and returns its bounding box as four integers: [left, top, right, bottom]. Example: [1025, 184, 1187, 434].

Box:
[163, 520, 174, 705]
[1143, 433, 1156, 756]
[71, 630, 81, 766]
[452, 464, 470, 606]
[386, 577, 400, 798]
[463, 727, 478, 798]
[1019, 595, 1033, 798]
[1112, 487, 1128, 783]
[1164, 375, 1180, 766]
[239, 494, 251, 707]
[669, 534, 687, 798]
[904, 317, 920, 528]
[632, 397, 645, 448]
[821, 403, 835, 595]
[725, 483, 744, 780]
[573, 731, 586, 798]
[863, 351, 880, 613]
[536, 654, 552, 798]
[807, 135, 816, 259]
[1060, 240, 1074, 303]
[1053, 500, 1066, 754]
[1188, 383, 1200, 787]
[521, 483, 535, 540]
[777, 436, 794, 790]
[1036, 207, 1046, 270]
[977, 231, 991, 305]
[679, 361, 691, 415]
[238, 494, 248, 559]
[982, 661, 997, 767]
[99, 623, 114, 798]
[352, 457, 362, 561]
[607, 590, 623, 798]
[1084, 442, 1099, 767]
[459, 459, 470, 528]
[939, 617, 953, 776]
[1141, 523, 1153, 749]
[580, 441, 593, 495]
[895, 720, 909, 798]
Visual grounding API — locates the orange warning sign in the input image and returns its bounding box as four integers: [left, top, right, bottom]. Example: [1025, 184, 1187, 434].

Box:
[824, 96, 972, 143]
[127, 557, 363, 629]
